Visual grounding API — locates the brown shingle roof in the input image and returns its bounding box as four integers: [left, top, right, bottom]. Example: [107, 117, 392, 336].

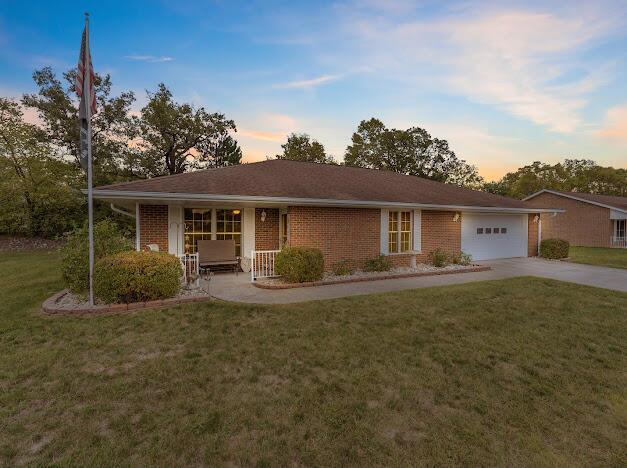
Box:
[96, 159, 535, 209]
[527, 190, 627, 211]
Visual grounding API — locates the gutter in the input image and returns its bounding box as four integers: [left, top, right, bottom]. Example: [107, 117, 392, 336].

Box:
[524, 189, 626, 214]
[110, 203, 136, 218]
[88, 189, 564, 214]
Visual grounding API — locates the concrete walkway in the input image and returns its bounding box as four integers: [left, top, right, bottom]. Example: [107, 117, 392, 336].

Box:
[207, 257, 627, 304]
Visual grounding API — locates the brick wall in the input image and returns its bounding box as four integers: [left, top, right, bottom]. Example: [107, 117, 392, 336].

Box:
[288, 207, 462, 269]
[528, 214, 539, 256]
[525, 192, 612, 247]
[288, 206, 380, 269]
[255, 208, 280, 250]
[139, 205, 168, 252]
[388, 210, 461, 267]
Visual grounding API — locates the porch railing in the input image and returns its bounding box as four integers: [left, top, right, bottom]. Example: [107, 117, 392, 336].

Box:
[178, 253, 199, 282]
[251, 250, 281, 281]
[611, 236, 627, 248]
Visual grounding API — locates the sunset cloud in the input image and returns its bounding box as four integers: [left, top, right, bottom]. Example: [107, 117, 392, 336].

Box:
[273, 74, 344, 89]
[597, 105, 627, 140]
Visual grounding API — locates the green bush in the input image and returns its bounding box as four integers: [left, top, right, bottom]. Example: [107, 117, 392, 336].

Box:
[60, 219, 133, 292]
[540, 238, 570, 259]
[94, 251, 182, 304]
[363, 255, 392, 272]
[451, 251, 473, 266]
[429, 248, 450, 267]
[332, 259, 356, 276]
[275, 247, 324, 283]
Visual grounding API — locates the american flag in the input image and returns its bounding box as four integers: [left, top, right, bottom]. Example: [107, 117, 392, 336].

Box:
[76, 20, 97, 118]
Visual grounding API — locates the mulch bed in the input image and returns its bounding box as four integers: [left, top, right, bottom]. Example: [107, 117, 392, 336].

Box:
[0, 236, 63, 251]
[253, 265, 491, 289]
[42, 289, 212, 315]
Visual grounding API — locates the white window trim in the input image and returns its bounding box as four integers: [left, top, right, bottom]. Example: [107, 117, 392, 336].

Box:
[385, 209, 420, 255]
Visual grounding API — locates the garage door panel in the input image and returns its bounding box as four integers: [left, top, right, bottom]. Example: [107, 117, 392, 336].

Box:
[461, 214, 527, 261]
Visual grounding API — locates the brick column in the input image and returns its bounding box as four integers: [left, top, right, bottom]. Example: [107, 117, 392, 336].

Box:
[139, 205, 169, 252]
[255, 208, 280, 250]
[528, 213, 539, 257]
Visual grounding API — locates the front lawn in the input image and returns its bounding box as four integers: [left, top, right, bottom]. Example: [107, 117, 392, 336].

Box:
[1, 250, 626, 466]
[569, 246, 627, 269]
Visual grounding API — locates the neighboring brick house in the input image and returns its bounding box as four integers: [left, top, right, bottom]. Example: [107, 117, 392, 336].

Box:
[524, 190, 627, 248]
[93, 160, 560, 274]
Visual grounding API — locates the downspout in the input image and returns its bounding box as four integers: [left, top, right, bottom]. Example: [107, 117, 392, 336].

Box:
[537, 218, 541, 256]
[110, 203, 136, 218]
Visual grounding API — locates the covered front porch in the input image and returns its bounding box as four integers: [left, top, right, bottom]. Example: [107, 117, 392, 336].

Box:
[102, 198, 288, 281]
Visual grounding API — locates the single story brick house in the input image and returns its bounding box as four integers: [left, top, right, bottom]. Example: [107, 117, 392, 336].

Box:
[93, 160, 560, 273]
[524, 189, 627, 248]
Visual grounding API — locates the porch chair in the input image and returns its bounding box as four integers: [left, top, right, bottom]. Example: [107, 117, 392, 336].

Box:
[196, 239, 240, 275]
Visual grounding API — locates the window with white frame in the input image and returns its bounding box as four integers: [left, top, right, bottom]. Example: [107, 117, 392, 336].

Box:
[388, 211, 412, 253]
[183, 208, 242, 255]
[184, 208, 212, 254]
[615, 219, 626, 239]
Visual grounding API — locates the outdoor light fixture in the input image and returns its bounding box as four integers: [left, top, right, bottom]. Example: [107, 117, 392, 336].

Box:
[232, 209, 241, 215]
[261, 210, 267, 222]
[533, 214, 540, 223]
[452, 212, 460, 222]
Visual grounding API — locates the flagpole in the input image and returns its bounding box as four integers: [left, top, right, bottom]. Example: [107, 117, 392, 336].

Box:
[85, 12, 95, 306]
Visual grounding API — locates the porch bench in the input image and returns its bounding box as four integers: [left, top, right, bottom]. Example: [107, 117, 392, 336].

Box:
[197, 239, 240, 275]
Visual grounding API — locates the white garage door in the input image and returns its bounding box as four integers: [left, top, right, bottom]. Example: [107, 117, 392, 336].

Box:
[461, 213, 528, 261]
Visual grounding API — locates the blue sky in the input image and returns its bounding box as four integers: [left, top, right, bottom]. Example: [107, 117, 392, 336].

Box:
[1, 0, 626, 179]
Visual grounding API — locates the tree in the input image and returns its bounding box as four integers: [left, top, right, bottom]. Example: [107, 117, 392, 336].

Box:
[21, 67, 136, 185]
[197, 132, 242, 168]
[344, 118, 482, 187]
[483, 159, 627, 198]
[135, 83, 237, 176]
[275, 133, 334, 164]
[0, 98, 84, 237]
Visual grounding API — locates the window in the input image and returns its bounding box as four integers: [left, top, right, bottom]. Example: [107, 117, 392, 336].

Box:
[388, 211, 412, 253]
[493, 228, 500, 234]
[183, 208, 242, 256]
[477, 228, 483, 234]
[184, 208, 212, 254]
[501, 227, 507, 234]
[216, 209, 242, 256]
[388, 212, 398, 253]
[485, 227, 492, 234]
[616, 219, 626, 239]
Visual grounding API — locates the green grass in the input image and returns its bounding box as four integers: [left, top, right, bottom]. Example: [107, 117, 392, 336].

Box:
[568, 246, 627, 269]
[1, 250, 626, 466]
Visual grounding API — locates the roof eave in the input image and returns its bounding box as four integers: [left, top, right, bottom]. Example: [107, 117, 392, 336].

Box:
[90, 189, 564, 214]
[524, 189, 627, 213]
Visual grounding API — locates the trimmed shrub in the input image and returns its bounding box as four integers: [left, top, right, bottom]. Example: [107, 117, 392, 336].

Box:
[363, 255, 392, 272]
[275, 247, 324, 283]
[451, 251, 473, 266]
[61, 220, 133, 292]
[540, 238, 569, 259]
[94, 251, 182, 304]
[332, 259, 356, 276]
[429, 248, 450, 267]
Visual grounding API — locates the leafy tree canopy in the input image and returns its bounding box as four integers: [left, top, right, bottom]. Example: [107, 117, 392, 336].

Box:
[275, 133, 335, 164]
[483, 159, 627, 198]
[344, 118, 482, 187]
[135, 83, 238, 176]
[22, 67, 137, 185]
[0, 97, 84, 236]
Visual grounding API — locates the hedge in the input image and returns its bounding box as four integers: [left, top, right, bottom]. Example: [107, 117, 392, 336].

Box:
[274, 247, 324, 283]
[540, 238, 570, 259]
[94, 251, 182, 304]
[363, 255, 392, 272]
[61, 220, 133, 293]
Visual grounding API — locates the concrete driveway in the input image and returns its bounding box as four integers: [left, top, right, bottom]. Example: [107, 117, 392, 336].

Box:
[208, 257, 627, 304]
